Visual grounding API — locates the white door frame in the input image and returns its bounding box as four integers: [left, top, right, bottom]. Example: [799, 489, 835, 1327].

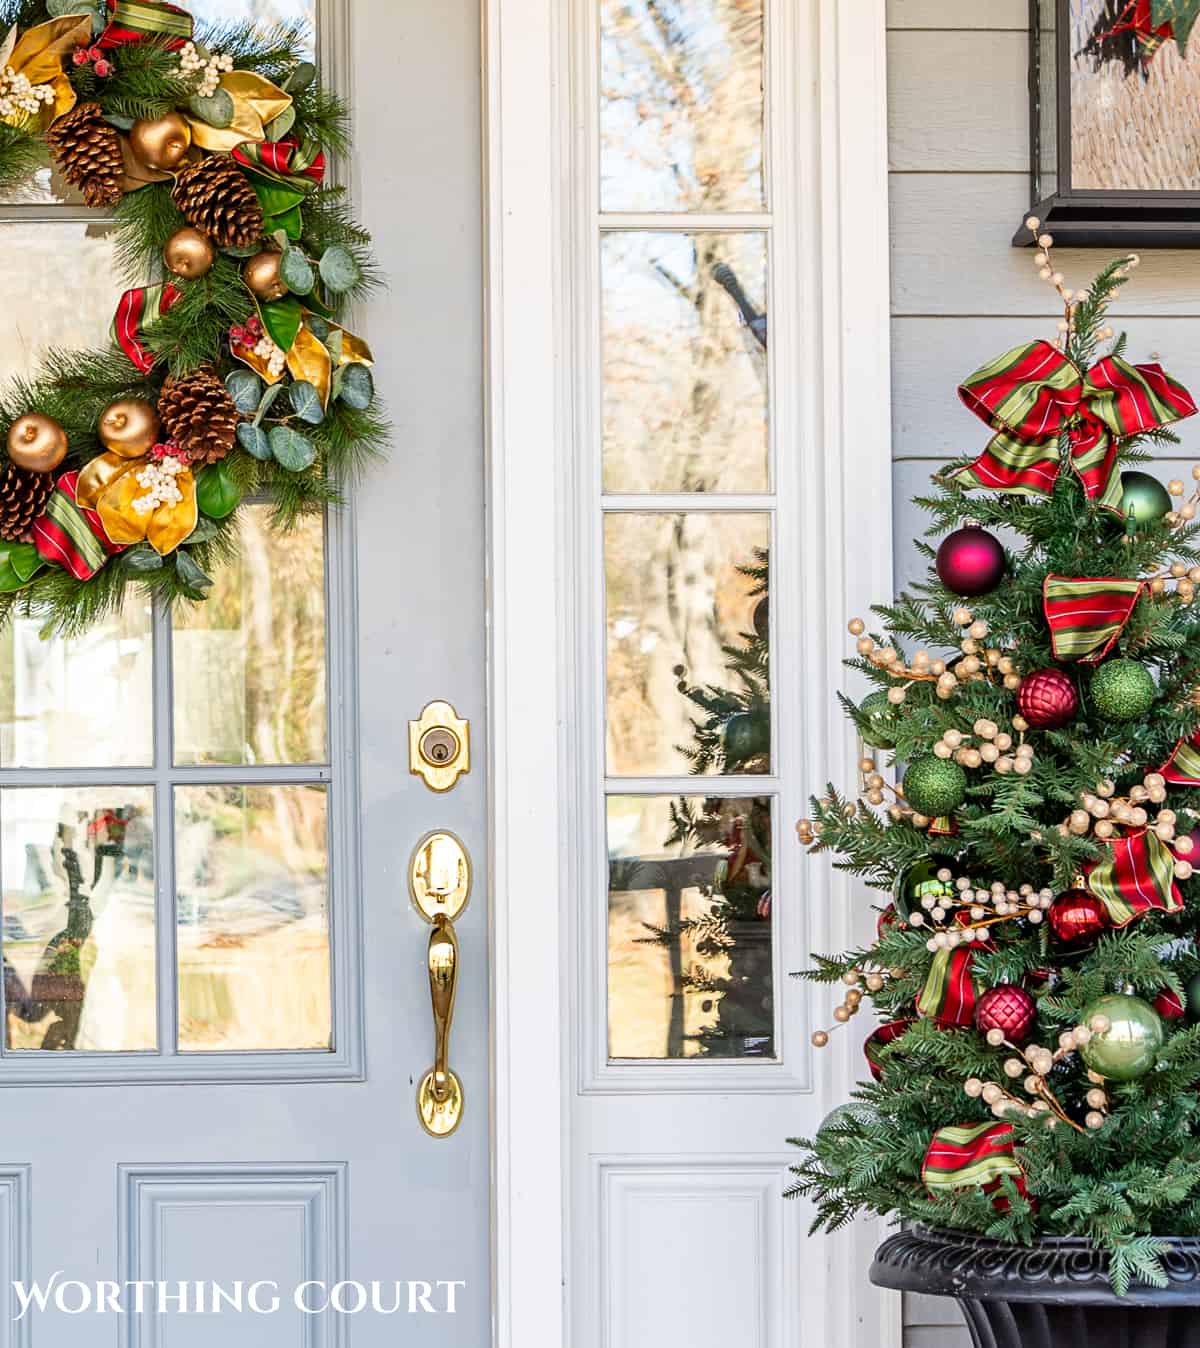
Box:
[483, 1, 897, 1344]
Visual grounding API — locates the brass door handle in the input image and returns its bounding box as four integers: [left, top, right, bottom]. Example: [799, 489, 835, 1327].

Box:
[410, 831, 470, 1137]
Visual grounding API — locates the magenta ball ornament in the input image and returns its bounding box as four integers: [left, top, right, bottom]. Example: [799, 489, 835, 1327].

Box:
[935, 525, 1006, 597]
[1017, 668, 1078, 729]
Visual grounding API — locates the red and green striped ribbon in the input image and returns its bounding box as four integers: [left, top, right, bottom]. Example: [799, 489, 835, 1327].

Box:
[232, 138, 326, 193]
[923, 1122, 1026, 1195]
[952, 340, 1196, 509]
[111, 282, 181, 373]
[1043, 574, 1144, 662]
[928, 815, 957, 837]
[1086, 829, 1183, 927]
[1160, 732, 1200, 786]
[32, 472, 123, 581]
[98, 0, 194, 50]
[864, 1018, 914, 1081]
[916, 945, 980, 1026]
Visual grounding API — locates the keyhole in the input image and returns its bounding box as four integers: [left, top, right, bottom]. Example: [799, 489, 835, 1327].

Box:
[420, 727, 460, 768]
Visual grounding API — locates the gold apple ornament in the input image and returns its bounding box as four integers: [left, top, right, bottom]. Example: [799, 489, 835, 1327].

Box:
[163, 227, 215, 279]
[99, 399, 161, 457]
[6, 413, 68, 473]
[243, 250, 286, 301]
[128, 112, 192, 172]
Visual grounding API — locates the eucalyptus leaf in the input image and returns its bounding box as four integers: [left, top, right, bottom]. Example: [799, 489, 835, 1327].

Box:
[104, 112, 136, 131]
[266, 105, 296, 142]
[121, 544, 164, 574]
[279, 247, 315, 295]
[223, 244, 260, 259]
[187, 517, 220, 544]
[335, 362, 375, 411]
[237, 422, 272, 460]
[225, 368, 263, 413]
[272, 228, 291, 252]
[174, 550, 213, 594]
[324, 328, 344, 364]
[284, 61, 317, 93]
[253, 381, 285, 426]
[188, 88, 235, 129]
[306, 315, 330, 342]
[318, 245, 362, 295]
[45, 0, 91, 16]
[268, 425, 317, 472]
[195, 462, 241, 519]
[289, 380, 324, 425]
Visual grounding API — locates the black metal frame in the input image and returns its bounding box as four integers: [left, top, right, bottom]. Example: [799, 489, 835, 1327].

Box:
[1013, 0, 1200, 247]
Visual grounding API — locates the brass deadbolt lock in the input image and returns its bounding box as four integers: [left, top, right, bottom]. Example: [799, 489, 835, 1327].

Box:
[409, 701, 470, 791]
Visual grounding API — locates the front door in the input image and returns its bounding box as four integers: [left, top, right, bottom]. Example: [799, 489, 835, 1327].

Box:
[0, 0, 488, 1343]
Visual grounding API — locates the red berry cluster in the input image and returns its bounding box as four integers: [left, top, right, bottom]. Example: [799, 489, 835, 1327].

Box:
[229, 316, 264, 350]
[148, 439, 189, 465]
[72, 44, 113, 77]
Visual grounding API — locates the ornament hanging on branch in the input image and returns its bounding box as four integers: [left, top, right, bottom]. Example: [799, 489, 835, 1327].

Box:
[901, 756, 967, 817]
[1078, 995, 1163, 1082]
[163, 227, 215, 280]
[975, 983, 1037, 1044]
[1119, 470, 1172, 527]
[1017, 668, 1078, 729]
[7, 413, 67, 474]
[1047, 888, 1108, 944]
[1090, 657, 1157, 722]
[935, 525, 1005, 597]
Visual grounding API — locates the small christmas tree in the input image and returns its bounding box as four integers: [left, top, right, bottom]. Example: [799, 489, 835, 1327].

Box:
[786, 223, 1200, 1294]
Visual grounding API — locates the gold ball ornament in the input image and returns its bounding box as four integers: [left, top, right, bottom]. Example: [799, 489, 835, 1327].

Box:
[6, 413, 67, 473]
[243, 251, 286, 301]
[128, 112, 192, 171]
[99, 399, 161, 458]
[163, 227, 215, 279]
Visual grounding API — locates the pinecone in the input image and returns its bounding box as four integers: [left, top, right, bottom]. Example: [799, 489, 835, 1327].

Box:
[171, 157, 264, 250]
[158, 369, 239, 465]
[45, 102, 124, 209]
[0, 463, 56, 543]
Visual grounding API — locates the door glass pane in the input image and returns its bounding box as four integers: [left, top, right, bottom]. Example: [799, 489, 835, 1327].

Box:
[0, 224, 123, 378]
[190, 0, 316, 26]
[602, 231, 768, 493]
[605, 512, 769, 776]
[173, 507, 326, 766]
[0, 602, 153, 767]
[600, 0, 765, 212]
[175, 784, 330, 1051]
[608, 794, 773, 1059]
[2, 785, 157, 1052]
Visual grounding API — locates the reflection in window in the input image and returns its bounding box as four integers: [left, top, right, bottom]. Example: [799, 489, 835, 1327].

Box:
[173, 507, 326, 766]
[605, 513, 769, 776]
[189, 0, 315, 29]
[602, 231, 768, 493]
[600, 0, 765, 212]
[3, 786, 157, 1051]
[175, 784, 330, 1051]
[608, 794, 773, 1059]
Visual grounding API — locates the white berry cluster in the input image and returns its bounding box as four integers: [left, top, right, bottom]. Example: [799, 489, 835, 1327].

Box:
[132, 455, 187, 516]
[254, 331, 287, 378]
[909, 870, 1055, 950]
[0, 65, 55, 122]
[933, 718, 1034, 778]
[178, 42, 233, 97]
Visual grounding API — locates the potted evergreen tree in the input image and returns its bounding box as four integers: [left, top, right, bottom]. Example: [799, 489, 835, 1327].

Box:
[787, 224, 1200, 1341]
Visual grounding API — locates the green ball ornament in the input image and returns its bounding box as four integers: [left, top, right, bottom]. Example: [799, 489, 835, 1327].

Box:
[859, 689, 897, 751]
[722, 711, 769, 764]
[1078, 994, 1164, 1082]
[1090, 658, 1156, 723]
[1119, 470, 1172, 527]
[901, 756, 967, 817]
[893, 855, 957, 921]
[1185, 970, 1200, 1021]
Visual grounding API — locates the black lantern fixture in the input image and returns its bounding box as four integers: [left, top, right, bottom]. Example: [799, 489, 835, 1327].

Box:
[1014, 0, 1200, 247]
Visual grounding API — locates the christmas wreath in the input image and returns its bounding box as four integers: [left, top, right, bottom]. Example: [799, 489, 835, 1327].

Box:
[0, 0, 383, 633]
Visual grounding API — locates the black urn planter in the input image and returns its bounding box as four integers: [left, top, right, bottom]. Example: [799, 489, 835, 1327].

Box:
[871, 1225, 1200, 1348]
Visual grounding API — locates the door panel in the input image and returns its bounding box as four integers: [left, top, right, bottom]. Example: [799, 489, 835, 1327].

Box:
[0, 0, 488, 1342]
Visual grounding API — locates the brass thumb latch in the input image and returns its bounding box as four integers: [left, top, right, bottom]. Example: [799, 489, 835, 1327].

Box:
[409, 830, 471, 1137]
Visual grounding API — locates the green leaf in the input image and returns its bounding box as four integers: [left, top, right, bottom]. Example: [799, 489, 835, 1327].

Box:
[121, 544, 164, 574]
[289, 380, 324, 424]
[223, 243, 260, 259]
[0, 540, 43, 592]
[187, 88, 235, 129]
[334, 362, 374, 411]
[45, 0, 91, 15]
[266, 105, 296, 142]
[253, 381, 285, 426]
[237, 422, 272, 460]
[187, 517, 220, 544]
[306, 315, 330, 342]
[1153, 0, 1200, 51]
[268, 425, 316, 472]
[174, 550, 213, 596]
[251, 179, 307, 220]
[319, 244, 362, 295]
[283, 60, 317, 93]
[225, 368, 263, 413]
[267, 204, 304, 242]
[279, 247, 315, 295]
[195, 462, 241, 519]
[324, 328, 344, 363]
[258, 295, 303, 353]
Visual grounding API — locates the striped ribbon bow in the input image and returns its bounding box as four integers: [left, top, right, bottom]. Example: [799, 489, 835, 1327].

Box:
[916, 947, 981, 1026]
[98, 0, 193, 50]
[1086, 829, 1184, 927]
[1043, 574, 1144, 662]
[111, 282, 181, 373]
[864, 1019, 914, 1081]
[1160, 732, 1200, 786]
[952, 340, 1196, 511]
[233, 138, 326, 193]
[923, 1122, 1028, 1205]
[32, 471, 124, 582]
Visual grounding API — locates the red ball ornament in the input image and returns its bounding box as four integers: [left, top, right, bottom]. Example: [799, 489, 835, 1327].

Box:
[975, 984, 1037, 1043]
[1017, 668, 1079, 729]
[1154, 988, 1186, 1020]
[1047, 888, 1107, 944]
[876, 904, 899, 939]
[935, 525, 1006, 597]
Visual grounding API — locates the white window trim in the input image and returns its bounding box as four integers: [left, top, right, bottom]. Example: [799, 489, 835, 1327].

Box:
[486, 1, 898, 1345]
